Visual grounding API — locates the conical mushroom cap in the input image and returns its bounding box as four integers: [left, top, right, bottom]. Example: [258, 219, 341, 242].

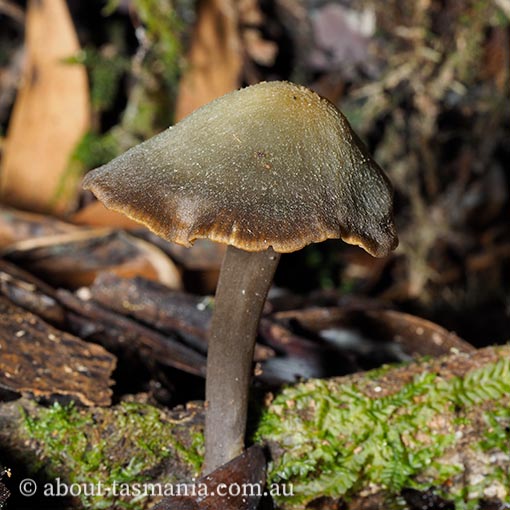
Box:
[83, 81, 398, 257]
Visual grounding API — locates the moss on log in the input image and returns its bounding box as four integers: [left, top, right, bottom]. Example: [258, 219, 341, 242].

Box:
[1, 346, 510, 509]
[259, 345, 510, 509]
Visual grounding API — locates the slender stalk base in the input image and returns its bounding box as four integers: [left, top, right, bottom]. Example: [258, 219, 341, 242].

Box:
[203, 245, 280, 474]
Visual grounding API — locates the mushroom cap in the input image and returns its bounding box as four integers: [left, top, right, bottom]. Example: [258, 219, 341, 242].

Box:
[83, 81, 398, 257]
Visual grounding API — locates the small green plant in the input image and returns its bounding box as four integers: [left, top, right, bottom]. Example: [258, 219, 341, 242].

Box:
[22, 401, 202, 509]
[19, 354, 510, 509]
[257, 357, 510, 508]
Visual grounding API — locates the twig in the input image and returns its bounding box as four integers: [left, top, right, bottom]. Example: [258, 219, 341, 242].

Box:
[0, 0, 25, 24]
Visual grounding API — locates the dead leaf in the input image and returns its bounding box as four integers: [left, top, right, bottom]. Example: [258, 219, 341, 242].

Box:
[3, 229, 182, 289]
[273, 307, 473, 358]
[74, 202, 226, 274]
[175, 0, 242, 121]
[0, 0, 90, 214]
[307, 3, 375, 75]
[72, 200, 142, 230]
[154, 445, 266, 510]
[238, 0, 264, 25]
[258, 307, 473, 385]
[154, 238, 226, 271]
[0, 205, 76, 248]
[243, 28, 278, 66]
[238, 0, 277, 67]
[481, 25, 510, 92]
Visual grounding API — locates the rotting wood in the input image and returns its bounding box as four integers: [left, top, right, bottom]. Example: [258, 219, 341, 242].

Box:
[0, 296, 115, 406]
[57, 289, 207, 377]
[89, 272, 273, 362]
[0, 260, 205, 377]
[0, 259, 66, 325]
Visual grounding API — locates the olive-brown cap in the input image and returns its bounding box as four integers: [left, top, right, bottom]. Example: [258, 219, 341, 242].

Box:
[83, 81, 398, 257]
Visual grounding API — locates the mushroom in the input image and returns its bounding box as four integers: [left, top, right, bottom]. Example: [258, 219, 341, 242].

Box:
[83, 81, 398, 474]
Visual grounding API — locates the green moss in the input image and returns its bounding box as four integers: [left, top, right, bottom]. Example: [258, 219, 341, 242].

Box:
[108, 0, 188, 85]
[257, 357, 510, 508]
[52, 130, 122, 207]
[16, 355, 510, 509]
[364, 362, 405, 381]
[58, 0, 189, 198]
[71, 131, 121, 171]
[187, 432, 205, 472]
[21, 401, 200, 509]
[466, 406, 510, 504]
[133, 0, 184, 85]
[479, 407, 510, 453]
[70, 47, 129, 115]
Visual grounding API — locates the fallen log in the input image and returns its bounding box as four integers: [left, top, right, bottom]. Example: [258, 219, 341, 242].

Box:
[0, 261, 206, 378]
[57, 289, 207, 377]
[1, 346, 510, 509]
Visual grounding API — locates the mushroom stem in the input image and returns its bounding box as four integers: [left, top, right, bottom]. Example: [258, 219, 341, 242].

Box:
[204, 245, 280, 474]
